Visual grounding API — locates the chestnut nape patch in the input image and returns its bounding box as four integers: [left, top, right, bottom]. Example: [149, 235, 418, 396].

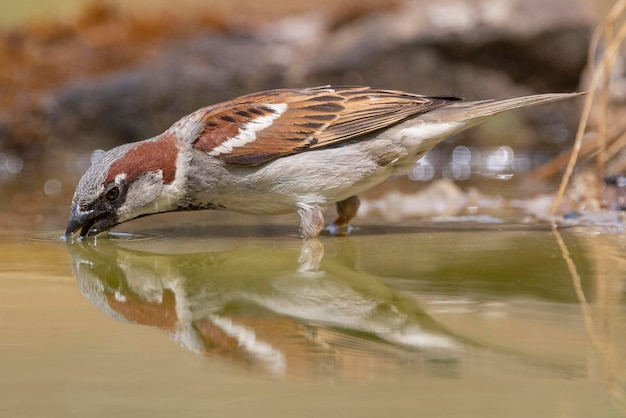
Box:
[106, 134, 178, 185]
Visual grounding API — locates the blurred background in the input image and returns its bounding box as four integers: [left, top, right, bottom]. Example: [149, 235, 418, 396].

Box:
[0, 0, 623, 231]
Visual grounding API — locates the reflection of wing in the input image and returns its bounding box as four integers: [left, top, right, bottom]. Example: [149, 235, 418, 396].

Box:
[68, 238, 460, 377]
[191, 86, 459, 165]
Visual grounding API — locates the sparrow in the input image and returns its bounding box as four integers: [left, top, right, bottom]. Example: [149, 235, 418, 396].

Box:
[64, 85, 582, 239]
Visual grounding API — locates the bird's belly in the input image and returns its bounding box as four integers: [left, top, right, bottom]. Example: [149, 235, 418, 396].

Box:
[217, 169, 393, 216]
[190, 139, 404, 215]
[221, 194, 301, 216]
[213, 165, 394, 216]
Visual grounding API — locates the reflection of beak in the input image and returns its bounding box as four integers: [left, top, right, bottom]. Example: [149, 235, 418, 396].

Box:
[64, 205, 114, 239]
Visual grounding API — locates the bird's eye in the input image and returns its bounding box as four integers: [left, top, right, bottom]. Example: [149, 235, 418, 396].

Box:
[105, 185, 120, 201]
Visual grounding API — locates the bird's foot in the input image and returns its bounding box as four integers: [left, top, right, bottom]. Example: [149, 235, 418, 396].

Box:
[326, 223, 354, 236]
[330, 195, 359, 236]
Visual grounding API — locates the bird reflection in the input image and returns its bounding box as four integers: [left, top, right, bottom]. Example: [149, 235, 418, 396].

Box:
[66, 235, 471, 378]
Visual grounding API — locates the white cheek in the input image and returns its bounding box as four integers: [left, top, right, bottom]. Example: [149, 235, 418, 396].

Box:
[117, 173, 166, 221]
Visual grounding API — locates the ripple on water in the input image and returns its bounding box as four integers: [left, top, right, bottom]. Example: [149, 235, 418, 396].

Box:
[26, 231, 171, 243]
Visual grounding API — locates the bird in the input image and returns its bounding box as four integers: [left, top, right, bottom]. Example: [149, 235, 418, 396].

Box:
[64, 85, 583, 239]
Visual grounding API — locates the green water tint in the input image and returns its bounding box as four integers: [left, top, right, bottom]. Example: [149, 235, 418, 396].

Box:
[2, 225, 624, 416]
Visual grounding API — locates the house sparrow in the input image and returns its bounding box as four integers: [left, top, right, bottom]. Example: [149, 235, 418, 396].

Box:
[64, 85, 582, 238]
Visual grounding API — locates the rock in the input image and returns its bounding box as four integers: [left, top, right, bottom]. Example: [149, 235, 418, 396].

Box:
[39, 34, 291, 150]
[359, 179, 468, 220]
[305, 0, 592, 94]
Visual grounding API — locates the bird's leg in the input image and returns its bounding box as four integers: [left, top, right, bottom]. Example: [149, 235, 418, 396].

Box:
[297, 204, 325, 237]
[328, 195, 360, 235]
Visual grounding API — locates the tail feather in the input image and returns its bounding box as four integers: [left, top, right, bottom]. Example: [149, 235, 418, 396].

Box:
[425, 92, 585, 123]
[388, 92, 585, 161]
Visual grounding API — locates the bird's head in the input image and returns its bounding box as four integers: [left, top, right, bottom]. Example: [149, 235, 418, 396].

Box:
[64, 134, 181, 239]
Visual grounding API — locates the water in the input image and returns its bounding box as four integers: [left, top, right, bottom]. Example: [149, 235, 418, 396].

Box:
[1, 213, 624, 417]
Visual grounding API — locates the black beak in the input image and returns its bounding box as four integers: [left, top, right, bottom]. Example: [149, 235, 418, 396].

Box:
[64, 205, 115, 239]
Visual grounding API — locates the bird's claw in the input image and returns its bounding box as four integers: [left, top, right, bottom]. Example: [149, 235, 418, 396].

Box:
[326, 224, 354, 236]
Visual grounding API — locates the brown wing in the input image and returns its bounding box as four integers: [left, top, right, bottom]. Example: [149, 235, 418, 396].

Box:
[192, 86, 460, 166]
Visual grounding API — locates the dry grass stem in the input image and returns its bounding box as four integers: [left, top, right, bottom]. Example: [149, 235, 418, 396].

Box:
[550, 0, 626, 214]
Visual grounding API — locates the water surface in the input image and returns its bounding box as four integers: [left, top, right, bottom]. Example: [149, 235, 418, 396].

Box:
[1, 215, 624, 417]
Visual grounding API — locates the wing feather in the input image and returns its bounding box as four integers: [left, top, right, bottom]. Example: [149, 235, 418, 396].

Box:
[192, 86, 460, 166]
